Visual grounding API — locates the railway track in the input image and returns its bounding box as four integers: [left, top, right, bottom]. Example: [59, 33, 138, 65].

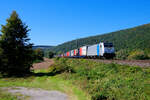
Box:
[88, 59, 150, 67]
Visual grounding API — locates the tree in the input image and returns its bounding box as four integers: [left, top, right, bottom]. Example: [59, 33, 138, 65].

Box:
[0, 11, 34, 76]
[0, 47, 3, 69]
[34, 48, 44, 62]
[48, 51, 54, 58]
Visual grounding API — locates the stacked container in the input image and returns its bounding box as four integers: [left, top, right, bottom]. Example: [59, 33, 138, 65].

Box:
[71, 50, 74, 57]
[67, 52, 70, 57]
[74, 49, 78, 56]
[87, 44, 98, 56]
[79, 46, 88, 57]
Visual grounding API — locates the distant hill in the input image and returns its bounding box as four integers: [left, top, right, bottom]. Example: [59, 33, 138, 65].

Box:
[33, 45, 54, 50]
[49, 23, 150, 53]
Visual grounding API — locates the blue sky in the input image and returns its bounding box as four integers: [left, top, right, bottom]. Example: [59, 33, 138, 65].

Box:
[0, 0, 150, 46]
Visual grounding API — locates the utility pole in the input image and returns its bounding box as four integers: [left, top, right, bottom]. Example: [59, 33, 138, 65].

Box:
[76, 38, 79, 56]
[76, 39, 78, 48]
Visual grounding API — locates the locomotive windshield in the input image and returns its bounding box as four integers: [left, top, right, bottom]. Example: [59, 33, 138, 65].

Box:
[104, 43, 113, 47]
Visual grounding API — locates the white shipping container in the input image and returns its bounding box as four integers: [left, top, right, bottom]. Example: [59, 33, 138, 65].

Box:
[74, 49, 78, 56]
[80, 46, 88, 56]
[87, 44, 98, 56]
[71, 50, 74, 56]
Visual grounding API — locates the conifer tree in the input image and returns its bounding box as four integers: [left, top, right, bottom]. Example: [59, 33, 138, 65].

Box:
[0, 11, 34, 76]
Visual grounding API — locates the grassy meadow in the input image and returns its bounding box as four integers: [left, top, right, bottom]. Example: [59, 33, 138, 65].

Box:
[49, 58, 150, 100]
[0, 58, 150, 100]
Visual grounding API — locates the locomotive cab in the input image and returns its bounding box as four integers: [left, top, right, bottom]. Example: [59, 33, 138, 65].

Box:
[101, 42, 115, 58]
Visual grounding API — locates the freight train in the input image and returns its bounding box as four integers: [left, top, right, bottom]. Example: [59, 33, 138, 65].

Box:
[59, 42, 115, 59]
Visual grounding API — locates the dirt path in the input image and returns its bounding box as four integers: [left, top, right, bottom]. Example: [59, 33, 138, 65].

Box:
[2, 87, 68, 100]
[1, 59, 69, 100]
[32, 58, 54, 70]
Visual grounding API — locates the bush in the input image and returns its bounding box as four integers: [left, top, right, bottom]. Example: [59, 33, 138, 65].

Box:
[48, 58, 74, 75]
[115, 49, 130, 60]
[128, 50, 149, 60]
[144, 48, 150, 58]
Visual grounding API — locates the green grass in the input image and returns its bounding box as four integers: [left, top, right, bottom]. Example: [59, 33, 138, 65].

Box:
[1, 58, 150, 100]
[0, 69, 90, 100]
[49, 58, 150, 100]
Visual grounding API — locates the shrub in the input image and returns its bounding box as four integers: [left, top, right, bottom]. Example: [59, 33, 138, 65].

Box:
[144, 48, 150, 58]
[48, 58, 74, 75]
[115, 49, 130, 60]
[128, 50, 149, 60]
